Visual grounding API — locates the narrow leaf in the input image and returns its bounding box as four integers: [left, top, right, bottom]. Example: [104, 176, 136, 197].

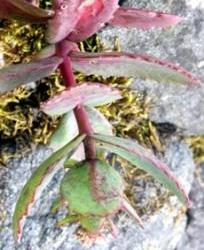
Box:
[12, 134, 85, 243]
[70, 51, 200, 85]
[0, 56, 62, 93]
[121, 199, 144, 228]
[46, 0, 82, 43]
[0, 0, 53, 22]
[68, 0, 119, 42]
[41, 83, 121, 116]
[109, 7, 182, 29]
[92, 134, 190, 206]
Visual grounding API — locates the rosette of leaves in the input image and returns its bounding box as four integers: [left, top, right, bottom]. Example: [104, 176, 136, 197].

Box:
[0, 0, 200, 244]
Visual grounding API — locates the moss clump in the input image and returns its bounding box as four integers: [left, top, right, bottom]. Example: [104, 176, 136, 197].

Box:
[0, 15, 64, 164]
[0, 21, 46, 64]
[186, 136, 204, 164]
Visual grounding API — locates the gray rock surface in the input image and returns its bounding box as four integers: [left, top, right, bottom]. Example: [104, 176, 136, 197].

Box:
[0, 139, 194, 250]
[99, 0, 204, 136]
[177, 164, 204, 250]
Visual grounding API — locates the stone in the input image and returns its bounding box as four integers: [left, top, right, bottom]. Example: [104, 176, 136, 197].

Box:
[177, 163, 204, 250]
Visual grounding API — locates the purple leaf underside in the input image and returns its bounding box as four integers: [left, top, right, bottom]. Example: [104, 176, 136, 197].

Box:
[46, 0, 83, 43]
[0, 56, 62, 93]
[68, 0, 119, 42]
[109, 7, 182, 29]
[70, 51, 200, 85]
[0, 0, 53, 22]
[41, 83, 122, 116]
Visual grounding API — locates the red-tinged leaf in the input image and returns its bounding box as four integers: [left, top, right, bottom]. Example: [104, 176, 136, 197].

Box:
[0, 56, 62, 93]
[109, 7, 182, 29]
[0, 0, 53, 22]
[12, 134, 85, 243]
[70, 51, 200, 85]
[68, 0, 119, 42]
[41, 83, 122, 116]
[121, 199, 144, 228]
[92, 134, 190, 206]
[46, 0, 82, 43]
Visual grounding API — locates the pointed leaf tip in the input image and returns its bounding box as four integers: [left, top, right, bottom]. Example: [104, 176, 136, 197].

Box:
[121, 199, 144, 228]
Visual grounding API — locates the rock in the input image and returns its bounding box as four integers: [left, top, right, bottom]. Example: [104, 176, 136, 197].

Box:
[99, 0, 204, 136]
[176, 163, 204, 250]
[0, 138, 195, 250]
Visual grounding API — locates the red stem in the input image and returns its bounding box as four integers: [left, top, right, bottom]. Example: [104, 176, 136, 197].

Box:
[56, 41, 96, 160]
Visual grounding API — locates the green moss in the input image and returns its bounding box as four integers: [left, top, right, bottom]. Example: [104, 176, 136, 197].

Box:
[186, 136, 204, 164]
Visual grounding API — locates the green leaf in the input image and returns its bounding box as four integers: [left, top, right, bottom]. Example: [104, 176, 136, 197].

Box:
[0, 0, 53, 23]
[12, 134, 85, 243]
[42, 83, 121, 116]
[85, 107, 113, 136]
[49, 107, 112, 152]
[92, 133, 190, 205]
[0, 56, 62, 93]
[49, 112, 78, 151]
[70, 51, 200, 85]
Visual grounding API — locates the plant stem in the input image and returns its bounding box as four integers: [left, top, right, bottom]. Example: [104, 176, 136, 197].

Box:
[56, 41, 96, 160]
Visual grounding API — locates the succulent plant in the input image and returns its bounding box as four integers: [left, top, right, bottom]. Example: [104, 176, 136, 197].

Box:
[0, 0, 200, 244]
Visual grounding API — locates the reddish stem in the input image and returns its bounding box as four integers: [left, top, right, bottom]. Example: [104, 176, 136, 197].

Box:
[56, 40, 96, 160]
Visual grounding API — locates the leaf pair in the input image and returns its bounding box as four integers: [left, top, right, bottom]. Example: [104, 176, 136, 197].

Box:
[0, 49, 200, 95]
[0, 50, 200, 94]
[47, 0, 183, 43]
